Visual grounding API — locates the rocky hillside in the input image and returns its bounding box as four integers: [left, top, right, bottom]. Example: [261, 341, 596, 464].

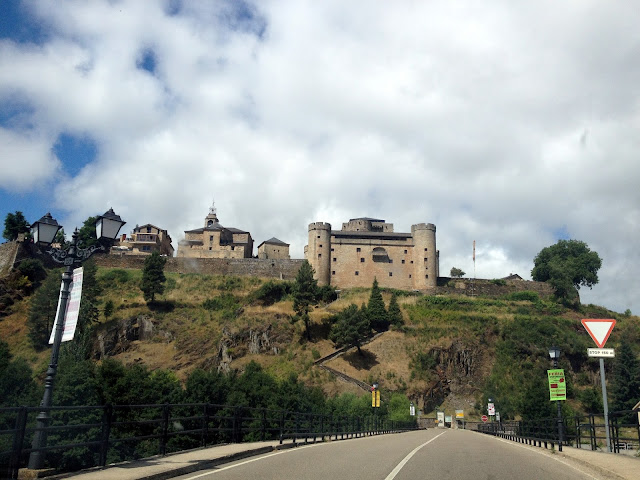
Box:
[2, 265, 638, 419]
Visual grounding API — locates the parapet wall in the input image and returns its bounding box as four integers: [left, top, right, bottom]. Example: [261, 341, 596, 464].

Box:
[94, 254, 305, 280]
[435, 277, 554, 298]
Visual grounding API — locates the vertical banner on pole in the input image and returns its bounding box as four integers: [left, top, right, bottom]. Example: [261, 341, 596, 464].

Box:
[49, 267, 84, 344]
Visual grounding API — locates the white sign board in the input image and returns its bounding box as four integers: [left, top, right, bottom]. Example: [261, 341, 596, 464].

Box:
[588, 348, 615, 358]
[410, 404, 416, 416]
[488, 403, 495, 415]
[49, 267, 83, 344]
[496, 412, 501, 422]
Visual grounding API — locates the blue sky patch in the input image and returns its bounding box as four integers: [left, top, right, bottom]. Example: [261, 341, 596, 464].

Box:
[53, 133, 98, 177]
[553, 225, 570, 241]
[220, 0, 267, 39]
[0, 0, 50, 45]
[137, 49, 157, 74]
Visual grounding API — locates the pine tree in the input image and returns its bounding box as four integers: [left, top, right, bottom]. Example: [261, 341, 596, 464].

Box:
[3, 211, 30, 241]
[292, 260, 317, 340]
[27, 270, 62, 349]
[140, 252, 167, 302]
[367, 278, 389, 331]
[610, 338, 640, 413]
[388, 292, 403, 328]
[329, 304, 371, 355]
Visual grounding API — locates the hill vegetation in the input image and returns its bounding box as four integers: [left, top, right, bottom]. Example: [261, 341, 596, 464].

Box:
[1, 261, 639, 424]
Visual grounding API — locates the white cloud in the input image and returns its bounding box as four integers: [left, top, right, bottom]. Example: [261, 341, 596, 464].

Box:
[2, 0, 640, 313]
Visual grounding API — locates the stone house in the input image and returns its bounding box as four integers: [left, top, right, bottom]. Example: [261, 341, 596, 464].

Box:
[257, 237, 290, 259]
[111, 224, 174, 256]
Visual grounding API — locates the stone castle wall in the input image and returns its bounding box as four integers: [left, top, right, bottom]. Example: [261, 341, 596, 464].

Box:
[94, 254, 305, 280]
[0, 242, 19, 277]
[435, 277, 554, 298]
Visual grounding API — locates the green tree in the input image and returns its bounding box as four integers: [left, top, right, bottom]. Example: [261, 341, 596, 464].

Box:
[531, 239, 602, 305]
[0, 340, 38, 406]
[367, 278, 389, 331]
[140, 252, 167, 302]
[610, 338, 640, 413]
[388, 292, 403, 328]
[27, 270, 62, 349]
[329, 304, 371, 355]
[76, 216, 99, 248]
[450, 267, 465, 278]
[54, 228, 68, 246]
[292, 260, 317, 340]
[3, 211, 30, 241]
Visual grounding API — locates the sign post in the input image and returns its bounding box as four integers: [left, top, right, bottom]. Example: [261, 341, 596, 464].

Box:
[582, 319, 616, 453]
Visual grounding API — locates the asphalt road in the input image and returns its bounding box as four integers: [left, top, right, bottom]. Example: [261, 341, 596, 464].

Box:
[169, 430, 604, 480]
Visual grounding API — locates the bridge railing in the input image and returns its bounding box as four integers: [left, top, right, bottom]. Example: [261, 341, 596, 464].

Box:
[0, 403, 417, 479]
[470, 409, 639, 453]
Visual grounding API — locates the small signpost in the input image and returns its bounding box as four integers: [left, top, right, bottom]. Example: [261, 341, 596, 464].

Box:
[487, 403, 495, 416]
[582, 319, 616, 453]
[481, 415, 488, 423]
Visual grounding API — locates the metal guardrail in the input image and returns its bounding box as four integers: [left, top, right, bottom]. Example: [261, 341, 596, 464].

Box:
[471, 410, 640, 454]
[0, 403, 417, 479]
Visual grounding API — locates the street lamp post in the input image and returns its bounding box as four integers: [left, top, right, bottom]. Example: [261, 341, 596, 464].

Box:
[27, 209, 125, 470]
[548, 346, 563, 451]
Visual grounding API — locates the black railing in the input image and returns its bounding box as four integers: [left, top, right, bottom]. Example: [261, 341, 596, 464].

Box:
[471, 409, 639, 454]
[0, 403, 417, 479]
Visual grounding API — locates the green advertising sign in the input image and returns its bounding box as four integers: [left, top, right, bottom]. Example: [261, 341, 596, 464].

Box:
[547, 369, 566, 401]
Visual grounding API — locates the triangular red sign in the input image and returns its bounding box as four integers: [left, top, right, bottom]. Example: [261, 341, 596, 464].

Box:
[581, 319, 616, 348]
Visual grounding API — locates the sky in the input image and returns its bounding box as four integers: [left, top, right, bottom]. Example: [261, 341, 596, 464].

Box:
[0, 0, 639, 314]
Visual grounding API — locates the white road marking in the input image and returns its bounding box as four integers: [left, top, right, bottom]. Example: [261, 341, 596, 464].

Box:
[491, 435, 602, 480]
[181, 441, 334, 479]
[383, 431, 448, 480]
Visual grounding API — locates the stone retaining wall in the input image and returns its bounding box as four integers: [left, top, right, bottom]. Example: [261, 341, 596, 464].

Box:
[94, 254, 305, 281]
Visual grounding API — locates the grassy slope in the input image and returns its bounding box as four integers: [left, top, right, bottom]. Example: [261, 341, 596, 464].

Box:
[2, 266, 638, 419]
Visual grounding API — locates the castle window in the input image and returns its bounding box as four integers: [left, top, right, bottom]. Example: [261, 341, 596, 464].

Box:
[409, 274, 412, 278]
[147, 226, 151, 233]
[389, 272, 393, 277]
[355, 271, 359, 276]
[424, 258, 428, 262]
[410, 260, 414, 264]
[333, 258, 337, 262]
[319, 244, 322, 248]
[332, 271, 336, 275]
[404, 249, 408, 254]
[425, 274, 429, 278]
[209, 247, 212, 250]
[360, 258, 364, 263]
[424, 248, 428, 251]
[231, 246, 235, 250]
[331, 248, 334, 251]
[317, 235, 320, 239]
[402, 259, 405, 264]
[356, 247, 361, 252]
[318, 254, 322, 258]
[210, 235, 213, 241]
[372, 247, 390, 263]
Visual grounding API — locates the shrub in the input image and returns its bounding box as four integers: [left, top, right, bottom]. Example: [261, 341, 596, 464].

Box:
[506, 291, 539, 302]
[490, 279, 507, 286]
[316, 284, 338, 303]
[202, 293, 239, 311]
[250, 280, 293, 305]
[16, 259, 47, 285]
[99, 269, 132, 285]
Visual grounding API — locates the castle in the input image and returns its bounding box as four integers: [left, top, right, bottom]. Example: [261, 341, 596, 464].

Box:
[305, 217, 439, 290]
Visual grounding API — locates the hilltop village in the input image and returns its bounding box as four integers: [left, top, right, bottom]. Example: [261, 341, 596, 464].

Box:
[109, 202, 443, 292]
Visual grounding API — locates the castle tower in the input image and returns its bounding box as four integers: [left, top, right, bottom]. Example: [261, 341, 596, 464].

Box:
[307, 222, 332, 286]
[411, 223, 437, 289]
[205, 199, 220, 228]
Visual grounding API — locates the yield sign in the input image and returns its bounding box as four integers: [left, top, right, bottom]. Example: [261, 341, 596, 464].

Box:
[581, 319, 616, 348]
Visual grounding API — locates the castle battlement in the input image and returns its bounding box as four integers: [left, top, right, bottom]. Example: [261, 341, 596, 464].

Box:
[412, 223, 436, 232]
[308, 222, 332, 231]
